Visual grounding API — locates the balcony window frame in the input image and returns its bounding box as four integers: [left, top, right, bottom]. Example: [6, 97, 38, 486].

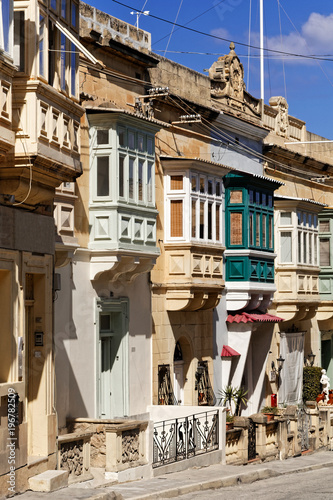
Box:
[166, 171, 223, 244]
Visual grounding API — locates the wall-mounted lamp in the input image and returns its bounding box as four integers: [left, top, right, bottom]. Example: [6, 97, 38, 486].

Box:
[270, 355, 285, 388]
[304, 349, 316, 366]
[271, 354, 285, 373]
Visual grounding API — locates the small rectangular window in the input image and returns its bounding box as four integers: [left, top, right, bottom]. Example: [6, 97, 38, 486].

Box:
[216, 204, 220, 241]
[303, 232, 307, 263]
[216, 182, 221, 197]
[128, 131, 135, 150]
[129, 158, 134, 199]
[60, 33, 66, 91]
[39, 14, 46, 78]
[262, 193, 267, 206]
[280, 212, 291, 225]
[208, 180, 213, 195]
[61, 0, 66, 18]
[147, 136, 153, 155]
[191, 175, 197, 192]
[119, 128, 125, 147]
[70, 43, 77, 96]
[281, 232, 292, 263]
[199, 177, 205, 193]
[262, 214, 267, 247]
[71, 0, 77, 27]
[138, 159, 143, 201]
[171, 200, 183, 237]
[14, 11, 25, 72]
[2, 0, 11, 53]
[200, 201, 205, 239]
[256, 212, 260, 246]
[320, 220, 330, 233]
[320, 238, 330, 267]
[97, 157, 109, 197]
[170, 175, 183, 190]
[249, 190, 254, 204]
[51, 0, 57, 10]
[255, 192, 260, 205]
[230, 190, 242, 204]
[230, 212, 242, 245]
[191, 199, 196, 238]
[138, 134, 144, 152]
[208, 203, 212, 240]
[298, 231, 302, 263]
[309, 233, 313, 264]
[147, 162, 153, 203]
[269, 215, 273, 248]
[249, 212, 254, 246]
[97, 129, 108, 145]
[119, 156, 124, 198]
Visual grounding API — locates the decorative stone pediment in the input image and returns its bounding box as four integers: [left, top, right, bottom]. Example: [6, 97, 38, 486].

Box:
[268, 96, 289, 137]
[209, 43, 261, 118]
[209, 42, 245, 101]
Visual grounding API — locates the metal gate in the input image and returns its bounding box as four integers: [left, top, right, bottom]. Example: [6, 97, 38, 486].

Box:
[248, 418, 257, 460]
[297, 406, 310, 451]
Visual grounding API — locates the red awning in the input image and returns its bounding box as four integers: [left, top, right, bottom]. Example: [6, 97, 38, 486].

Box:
[221, 345, 240, 357]
[226, 312, 284, 324]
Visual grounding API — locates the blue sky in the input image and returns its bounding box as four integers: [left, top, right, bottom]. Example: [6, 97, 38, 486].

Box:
[89, 0, 333, 139]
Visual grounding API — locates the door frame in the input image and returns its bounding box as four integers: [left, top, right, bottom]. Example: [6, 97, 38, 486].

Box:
[95, 297, 129, 418]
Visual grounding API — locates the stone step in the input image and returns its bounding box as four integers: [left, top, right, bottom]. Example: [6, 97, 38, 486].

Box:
[28, 470, 68, 492]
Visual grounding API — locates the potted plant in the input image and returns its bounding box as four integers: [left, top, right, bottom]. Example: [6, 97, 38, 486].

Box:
[261, 405, 279, 422]
[226, 411, 234, 430]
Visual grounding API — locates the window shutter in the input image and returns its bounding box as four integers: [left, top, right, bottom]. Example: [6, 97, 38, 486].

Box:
[171, 200, 183, 237]
[230, 212, 242, 245]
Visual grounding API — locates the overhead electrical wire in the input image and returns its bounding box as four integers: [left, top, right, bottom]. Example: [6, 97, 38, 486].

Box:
[79, 59, 332, 178]
[152, 0, 227, 47]
[111, 0, 333, 62]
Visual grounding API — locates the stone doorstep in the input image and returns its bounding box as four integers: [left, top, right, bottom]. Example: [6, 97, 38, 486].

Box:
[28, 470, 69, 492]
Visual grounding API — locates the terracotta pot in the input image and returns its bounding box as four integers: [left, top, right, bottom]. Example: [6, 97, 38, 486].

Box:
[316, 394, 325, 403]
[264, 412, 275, 422]
[226, 422, 234, 430]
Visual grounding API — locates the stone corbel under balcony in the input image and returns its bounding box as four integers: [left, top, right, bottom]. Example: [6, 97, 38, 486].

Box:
[272, 303, 319, 323]
[165, 287, 222, 311]
[55, 239, 79, 268]
[225, 282, 276, 312]
[316, 303, 333, 322]
[90, 251, 156, 283]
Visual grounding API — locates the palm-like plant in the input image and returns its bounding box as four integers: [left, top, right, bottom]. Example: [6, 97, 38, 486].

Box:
[218, 385, 238, 415]
[234, 387, 248, 416]
[218, 385, 248, 416]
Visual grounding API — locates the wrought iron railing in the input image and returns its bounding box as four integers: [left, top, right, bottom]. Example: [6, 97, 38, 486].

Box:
[158, 364, 178, 405]
[153, 410, 219, 468]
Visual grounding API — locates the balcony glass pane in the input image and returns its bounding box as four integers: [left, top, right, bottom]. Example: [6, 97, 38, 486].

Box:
[97, 157, 109, 197]
[320, 238, 330, 267]
[281, 232, 292, 263]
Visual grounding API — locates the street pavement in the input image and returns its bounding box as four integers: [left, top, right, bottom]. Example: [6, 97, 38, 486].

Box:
[14, 449, 333, 500]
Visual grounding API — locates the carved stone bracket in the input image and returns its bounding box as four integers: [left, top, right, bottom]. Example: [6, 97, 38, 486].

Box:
[165, 288, 222, 311]
[90, 252, 156, 283]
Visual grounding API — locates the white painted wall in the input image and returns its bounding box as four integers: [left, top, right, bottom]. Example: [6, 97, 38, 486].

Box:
[55, 249, 153, 425]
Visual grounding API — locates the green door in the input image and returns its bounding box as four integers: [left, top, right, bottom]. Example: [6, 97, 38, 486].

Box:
[98, 303, 128, 418]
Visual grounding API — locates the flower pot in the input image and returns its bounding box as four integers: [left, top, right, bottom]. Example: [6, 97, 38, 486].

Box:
[226, 422, 234, 430]
[264, 412, 275, 422]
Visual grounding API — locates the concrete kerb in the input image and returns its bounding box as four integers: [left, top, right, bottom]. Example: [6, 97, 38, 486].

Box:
[115, 468, 281, 500]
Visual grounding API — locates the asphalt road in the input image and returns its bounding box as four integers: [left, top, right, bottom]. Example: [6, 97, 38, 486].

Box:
[163, 466, 333, 500]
